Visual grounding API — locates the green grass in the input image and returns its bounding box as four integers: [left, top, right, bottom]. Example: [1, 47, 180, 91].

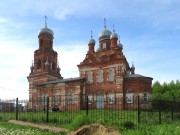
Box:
[0, 110, 179, 131]
[69, 114, 92, 130]
[122, 121, 180, 135]
[0, 110, 179, 135]
[0, 122, 67, 135]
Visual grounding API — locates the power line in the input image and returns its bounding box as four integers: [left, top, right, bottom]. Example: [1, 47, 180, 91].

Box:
[0, 86, 28, 93]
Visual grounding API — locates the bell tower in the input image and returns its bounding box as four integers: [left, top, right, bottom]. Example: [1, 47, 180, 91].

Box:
[27, 16, 63, 105]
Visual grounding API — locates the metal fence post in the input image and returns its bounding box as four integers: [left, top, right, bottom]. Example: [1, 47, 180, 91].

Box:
[16, 97, 18, 120]
[86, 95, 88, 116]
[171, 101, 174, 121]
[137, 95, 140, 125]
[46, 97, 49, 122]
[158, 100, 161, 124]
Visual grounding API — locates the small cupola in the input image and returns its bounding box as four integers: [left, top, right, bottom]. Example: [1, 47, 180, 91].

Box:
[110, 25, 118, 39]
[110, 24, 118, 48]
[38, 16, 54, 37]
[98, 18, 112, 42]
[88, 31, 95, 53]
[88, 30, 95, 45]
[117, 36, 123, 49]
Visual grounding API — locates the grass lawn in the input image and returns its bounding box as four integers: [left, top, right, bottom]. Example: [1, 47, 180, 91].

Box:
[0, 122, 67, 135]
[122, 121, 180, 135]
[0, 110, 179, 134]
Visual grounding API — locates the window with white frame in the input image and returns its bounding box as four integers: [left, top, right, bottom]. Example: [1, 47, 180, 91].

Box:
[108, 69, 114, 82]
[88, 95, 93, 104]
[87, 72, 93, 84]
[103, 43, 106, 49]
[143, 93, 149, 102]
[126, 93, 133, 103]
[97, 70, 103, 83]
[54, 92, 60, 106]
[66, 92, 75, 105]
[108, 93, 114, 104]
[41, 94, 48, 106]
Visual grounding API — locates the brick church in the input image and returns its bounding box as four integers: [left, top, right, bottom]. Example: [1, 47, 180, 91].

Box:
[27, 19, 153, 110]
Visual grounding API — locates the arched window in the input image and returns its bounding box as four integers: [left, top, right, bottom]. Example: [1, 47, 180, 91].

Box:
[88, 95, 93, 104]
[143, 92, 149, 102]
[108, 93, 114, 104]
[50, 40, 52, 48]
[40, 39, 43, 47]
[103, 43, 106, 49]
[54, 92, 60, 106]
[97, 70, 103, 83]
[66, 92, 75, 105]
[108, 68, 114, 82]
[41, 94, 48, 106]
[126, 93, 133, 103]
[52, 61, 56, 70]
[37, 59, 41, 70]
[87, 72, 93, 84]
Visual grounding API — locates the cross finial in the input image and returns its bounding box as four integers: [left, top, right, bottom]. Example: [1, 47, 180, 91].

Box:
[91, 30, 93, 38]
[44, 15, 48, 27]
[113, 24, 115, 32]
[104, 18, 106, 29]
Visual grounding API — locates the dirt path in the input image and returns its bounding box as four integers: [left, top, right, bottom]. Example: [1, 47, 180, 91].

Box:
[8, 120, 68, 133]
[8, 120, 121, 135]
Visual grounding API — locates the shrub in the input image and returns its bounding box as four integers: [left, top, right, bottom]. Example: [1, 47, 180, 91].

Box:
[123, 121, 134, 129]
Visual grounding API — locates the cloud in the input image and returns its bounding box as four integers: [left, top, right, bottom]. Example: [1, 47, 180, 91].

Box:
[55, 42, 87, 78]
[0, 36, 34, 99]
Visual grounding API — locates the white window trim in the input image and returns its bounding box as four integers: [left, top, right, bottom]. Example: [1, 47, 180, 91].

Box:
[66, 92, 75, 105]
[97, 70, 103, 83]
[126, 93, 133, 104]
[41, 94, 48, 106]
[87, 72, 93, 84]
[54, 93, 60, 106]
[108, 93, 114, 104]
[103, 43, 106, 49]
[88, 95, 93, 104]
[108, 68, 114, 82]
[143, 92, 149, 102]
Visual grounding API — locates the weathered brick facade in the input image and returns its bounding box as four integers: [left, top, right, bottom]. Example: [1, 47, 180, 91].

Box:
[27, 21, 153, 110]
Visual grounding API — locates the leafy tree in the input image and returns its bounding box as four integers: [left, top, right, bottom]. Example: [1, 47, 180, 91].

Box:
[152, 79, 180, 101]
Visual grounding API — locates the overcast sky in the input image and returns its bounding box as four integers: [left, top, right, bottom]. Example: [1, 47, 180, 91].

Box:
[0, 0, 180, 99]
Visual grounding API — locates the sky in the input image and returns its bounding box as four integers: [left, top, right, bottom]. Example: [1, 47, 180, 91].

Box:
[0, 0, 180, 99]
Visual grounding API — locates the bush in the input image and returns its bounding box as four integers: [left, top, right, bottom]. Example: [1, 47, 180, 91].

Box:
[123, 121, 134, 129]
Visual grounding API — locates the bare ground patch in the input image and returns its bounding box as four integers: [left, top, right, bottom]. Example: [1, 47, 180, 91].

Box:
[8, 120, 68, 132]
[69, 123, 121, 135]
[8, 120, 121, 135]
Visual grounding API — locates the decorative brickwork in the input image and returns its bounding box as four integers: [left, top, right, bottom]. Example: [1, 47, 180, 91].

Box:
[27, 20, 153, 110]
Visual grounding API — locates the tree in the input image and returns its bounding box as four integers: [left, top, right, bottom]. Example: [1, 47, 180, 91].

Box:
[152, 80, 180, 101]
